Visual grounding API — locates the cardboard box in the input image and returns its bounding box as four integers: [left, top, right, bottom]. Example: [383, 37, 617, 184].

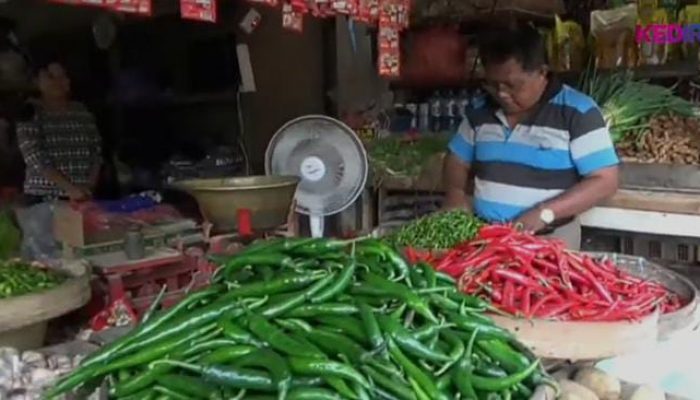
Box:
[53, 202, 127, 247]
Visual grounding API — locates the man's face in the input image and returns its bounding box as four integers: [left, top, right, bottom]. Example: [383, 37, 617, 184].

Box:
[37, 63, 71, 99]
[482, 58, 546, 114]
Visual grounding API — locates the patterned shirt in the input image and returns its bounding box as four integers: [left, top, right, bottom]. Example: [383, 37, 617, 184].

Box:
[17, 102, 102, 197]
[448, 78, 619, 223]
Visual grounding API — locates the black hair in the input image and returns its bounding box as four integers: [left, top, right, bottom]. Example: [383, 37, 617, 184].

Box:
[30, 53, 64, 77]
[477, 22, 547, 71]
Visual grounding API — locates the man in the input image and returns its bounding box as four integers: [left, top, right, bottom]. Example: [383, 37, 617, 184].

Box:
[15, 60, 102, 260]
[443, 24, 619, 250]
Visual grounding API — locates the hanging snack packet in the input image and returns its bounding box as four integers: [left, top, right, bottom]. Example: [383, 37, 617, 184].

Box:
[283, 3, 305, 32]
[679, 5, 700, 62]
[180, 0, 217, 22]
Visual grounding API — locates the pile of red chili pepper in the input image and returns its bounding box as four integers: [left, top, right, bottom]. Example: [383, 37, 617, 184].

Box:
[434, 224, 684, 322]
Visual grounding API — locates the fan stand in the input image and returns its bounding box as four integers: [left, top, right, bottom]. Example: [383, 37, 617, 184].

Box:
[300, 155, 327, 238]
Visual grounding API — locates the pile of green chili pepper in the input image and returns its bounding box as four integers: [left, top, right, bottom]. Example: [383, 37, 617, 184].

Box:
[47, 237, 551, 400]
[0, 259, 66, 299]
[386, 210, 484, 250]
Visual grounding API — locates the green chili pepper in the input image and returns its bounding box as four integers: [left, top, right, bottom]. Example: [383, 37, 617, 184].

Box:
[154, 384, 191, 400]
[362, 272, 437, 323]
[324, 377, 359, 400]
[200, 345, 256, 365]
[73, 286, 219, 373]
[361, 365, 415, 400]
[285, 303, 359, 318]
[233, 349, 292, 400]
[448, 312, 513, 341]
[247, 314, 324, 359]
[471, 360, 540, 392]
[436, 375, 452, 392]
[287, 387, 344, 400]
[288, 357, 370, 389]
[417, 262, 437, 288]
[260, 273, 337, 318]
[302, 329, 366, 363]
[182, 339, 239, 358]
[218, 317, 265, 346]
[224, 272, 327, 299]
[455, 328, 479, 399]
[314, 316, 369, 345]
[152, 360, 275, 391]
[94, 323, 219, 376]
[476, 340, 535, 376]
[435, 329, 465, 375]
[218, 253, 295, 280]
[357, 301, 383, 350]
[386, 338, 449, 400]
[155, 374, 222, 400]
[378, 315, 451, 363]
[310, 259, 356, 303]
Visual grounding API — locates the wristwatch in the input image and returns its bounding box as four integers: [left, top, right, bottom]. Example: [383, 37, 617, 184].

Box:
[539, 207, 555, 225]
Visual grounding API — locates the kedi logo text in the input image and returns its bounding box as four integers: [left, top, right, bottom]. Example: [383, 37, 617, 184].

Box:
[635, 24, 700, 44]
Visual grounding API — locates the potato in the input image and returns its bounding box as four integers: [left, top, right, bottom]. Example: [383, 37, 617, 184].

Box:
[574, 368, 621, 400]
[559, 380, 600, 400]
[624, 385, 665, 400]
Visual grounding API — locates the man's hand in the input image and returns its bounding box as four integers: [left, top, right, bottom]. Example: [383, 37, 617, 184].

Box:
[442, 189, 470, 211]
[66, 185, 91, 202]
[514, 208, 546, 233]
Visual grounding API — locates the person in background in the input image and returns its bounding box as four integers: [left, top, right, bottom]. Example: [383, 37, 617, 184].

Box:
[442, 23, 619, 250]
[15, 59, 102, 260]
[17, 60, 102, 203]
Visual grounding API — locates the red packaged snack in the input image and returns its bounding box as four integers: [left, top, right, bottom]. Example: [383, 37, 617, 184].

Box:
[247, 0, 279, 6]
[180, 0, 217, 22]
[282, 3, 304, 32]
[105, 0, 152, 15]
[48, 0, 105, 6]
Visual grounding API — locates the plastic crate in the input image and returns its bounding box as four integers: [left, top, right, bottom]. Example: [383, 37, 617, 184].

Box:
[88, 247, 214, 318]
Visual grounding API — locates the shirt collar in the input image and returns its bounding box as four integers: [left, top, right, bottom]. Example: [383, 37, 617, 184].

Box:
[492, 74, 563, 127]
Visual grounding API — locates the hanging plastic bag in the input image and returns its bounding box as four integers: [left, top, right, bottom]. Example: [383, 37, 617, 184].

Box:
[15, 202, 59, 263]
[591, 5, 638, 69]
[0, 209, 20, 258]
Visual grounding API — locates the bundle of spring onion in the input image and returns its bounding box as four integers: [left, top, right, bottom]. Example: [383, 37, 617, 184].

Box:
[579, 70, 696, 142]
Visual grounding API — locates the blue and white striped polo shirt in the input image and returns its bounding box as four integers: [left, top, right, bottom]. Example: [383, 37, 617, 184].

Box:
[448, 80, 619, 223]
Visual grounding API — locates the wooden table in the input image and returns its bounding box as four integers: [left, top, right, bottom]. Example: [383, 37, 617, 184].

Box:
[376, 166, 700, 238]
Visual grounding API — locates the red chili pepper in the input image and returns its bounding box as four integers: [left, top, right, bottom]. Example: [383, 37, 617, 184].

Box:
[503, 280, 515, 310]
[538, 301, 576, 319]
[477, 224, 514, 239]
[439, 225, 684, 321]
[530, 293, 561, 317]
[491, 269, 543, 291]
[522, 287, 532, 317]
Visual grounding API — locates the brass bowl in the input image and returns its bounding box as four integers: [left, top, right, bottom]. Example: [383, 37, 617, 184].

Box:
[174, 175, 300, 232]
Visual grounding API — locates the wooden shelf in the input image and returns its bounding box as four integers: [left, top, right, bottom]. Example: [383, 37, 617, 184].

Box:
[391, 61, 699, 91]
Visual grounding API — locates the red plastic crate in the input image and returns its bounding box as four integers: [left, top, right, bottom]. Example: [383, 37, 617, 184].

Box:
[89, 247, 215, 319]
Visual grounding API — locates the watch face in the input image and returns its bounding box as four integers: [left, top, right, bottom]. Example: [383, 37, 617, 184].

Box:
[540, 209, 555, 224]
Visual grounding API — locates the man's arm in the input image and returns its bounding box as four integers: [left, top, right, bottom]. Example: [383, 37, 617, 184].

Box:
[443, 153, 472, 210]
[516, 103, 619, 231]
[442, 119, 476, 210]
[541, 165, 618, 218]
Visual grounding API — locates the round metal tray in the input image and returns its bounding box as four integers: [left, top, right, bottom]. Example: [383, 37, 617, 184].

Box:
[173, 175, 299, 232]
[589, 252, 700, 341]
